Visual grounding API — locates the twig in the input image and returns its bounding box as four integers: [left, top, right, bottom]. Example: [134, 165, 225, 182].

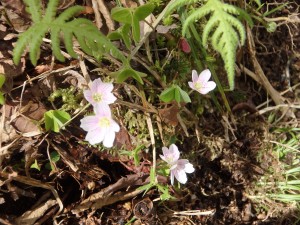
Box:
[91, 0, 102, 29]
[72, 174, 149, 213]
[173, 209, 215, 216]
[246, 26, 295, 118]
[97, 0, 115, 31]
[258, 104, 300, 115]
[0, 171, 63, 222]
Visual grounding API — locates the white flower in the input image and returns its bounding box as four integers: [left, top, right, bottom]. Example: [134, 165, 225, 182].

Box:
[84, 78, 117, 107]
[80, 105, 120, 147]
[188, 69, 216, 94]
[160, 144, 195, 185]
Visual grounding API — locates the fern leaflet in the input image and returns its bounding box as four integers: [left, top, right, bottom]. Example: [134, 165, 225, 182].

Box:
[166, 0, 252, 90]
[13, 0, 126, 66]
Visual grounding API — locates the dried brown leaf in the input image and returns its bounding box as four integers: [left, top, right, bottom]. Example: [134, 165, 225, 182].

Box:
[12, 101, 46, 134]
[120, 0, 137, 8]
[158, 103, 179, 126]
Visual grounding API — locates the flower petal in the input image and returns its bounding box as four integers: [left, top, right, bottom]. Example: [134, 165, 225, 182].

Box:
[91, 78, 103, 92]
[80, 116, 99, 131]
[199, 81, 216, 94]
[85, 128, 105, 145]
[98, 82, 114, 94]
[111, 120, 120, 132]
[188, 81, 195, 90]
[159, 154, 167, 162]
[162, 146, 171, 158]
[94, 104, 111, 116]
[173, 168, 188, 184]
[103, 131, 115, 148]
[192, 70, 198, 82]
[170, 170, 175, 185]
[83, 90, 93, 104]
[169, 144, 180, 161]
[103, 94, 117, 104]
[176, 159, 189, 169]
[198, 69, 211, 84]
[184, 163, 195, 173]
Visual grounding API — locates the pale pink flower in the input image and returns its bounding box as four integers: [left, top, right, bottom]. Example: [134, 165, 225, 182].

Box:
[80, 105, 120, 147]
[188, 69, 216, 94]
[84, 78, 117, 107]
[160, 144, 195, 185]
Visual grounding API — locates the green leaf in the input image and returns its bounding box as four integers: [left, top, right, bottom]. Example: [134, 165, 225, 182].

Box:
[0, 74, 5, 88]
[0, 93, 5, 105]
[121, 24, 132, 49]
[30, 159, 41, 171]
[137, 183, 153, 192]
[157, 184, 173, 201]
[111, 7, 132, 24]
[111, 67, 146, 84]
[45, 151, 60, 170]
[108, 31, 123, 41]
[253, 0, 261, 7]
[133, 145, 144, 166]
[263, 2, 288, 17]
[44, 110, 71, 133]
[159, 86, 176, 103]
[179, 88, 191, 103]
[133, 3, 155, 21]
[50, 151, 60, 163]
[150, 167, 156, 183]
[174, 88, 181, 103]
[132, 16, 140, 43]
[159, 85, 191, 103]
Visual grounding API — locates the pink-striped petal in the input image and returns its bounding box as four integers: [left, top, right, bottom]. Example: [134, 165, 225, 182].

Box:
[198, 69, 211, 84]
[80, 116, 99, 131]
[85, 128, 106, 145]
[192, 70, 198, 82]
[103, 131, 115, 147]
[199, 81, 216, 94]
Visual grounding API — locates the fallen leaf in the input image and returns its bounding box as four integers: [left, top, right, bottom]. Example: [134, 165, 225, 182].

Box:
[158, 102, 179, 126]
[114, 126, 133, 150]
[12, 101, 46, 134]
[120, 0, 137, 8]
[156, 24, 178, 34]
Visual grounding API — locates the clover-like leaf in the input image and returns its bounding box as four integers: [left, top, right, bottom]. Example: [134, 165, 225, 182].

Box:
[111, 67, 146, 84]
[159, 85, 191, 103]
[44, 110, 71, 133]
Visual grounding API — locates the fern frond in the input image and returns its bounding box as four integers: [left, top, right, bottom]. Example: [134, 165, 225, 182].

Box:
[14, 0, 126, 66]
[44, 0, 59, 22]
[165, 0, 198, 16]
[182, 5, 213, 35]
[24, 0, 42, 23]
[202, 16, 219, 46]
[182, 0, 251, 90]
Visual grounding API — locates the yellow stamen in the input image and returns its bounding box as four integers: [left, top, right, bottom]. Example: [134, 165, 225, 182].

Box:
[98, 117, 110, 127]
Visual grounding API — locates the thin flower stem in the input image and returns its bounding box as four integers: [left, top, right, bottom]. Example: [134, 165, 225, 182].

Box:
[61, 103, 91, 129]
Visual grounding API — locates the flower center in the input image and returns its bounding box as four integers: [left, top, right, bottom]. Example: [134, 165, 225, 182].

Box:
[92, 93, 102, 102]
[98, 117, 110, 128]
[194, 82, 202, 91]
[165, 156, 176, 166]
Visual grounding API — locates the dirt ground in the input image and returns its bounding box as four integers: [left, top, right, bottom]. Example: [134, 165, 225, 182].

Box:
[0, 0, 300, 225]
